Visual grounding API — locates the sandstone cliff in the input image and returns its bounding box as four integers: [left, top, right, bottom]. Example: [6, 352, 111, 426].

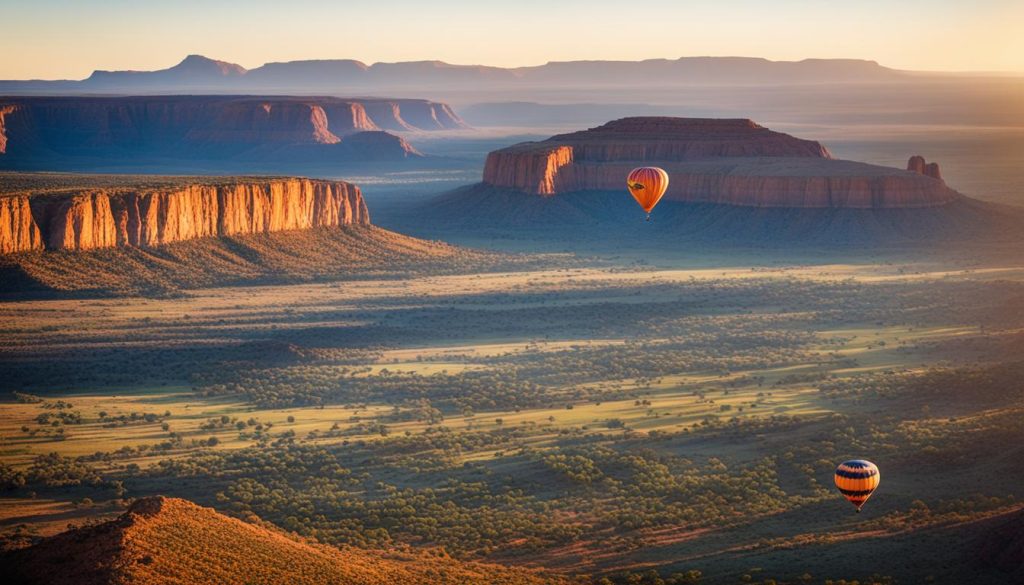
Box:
[0, 177, 368, 254]
[0, 195, 43, 253]
[184, 102, 341, 145]
[481, 117, 960, 209]
[322, 102, 379, 134]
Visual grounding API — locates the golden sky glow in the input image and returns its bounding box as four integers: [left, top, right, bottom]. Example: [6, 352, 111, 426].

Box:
[1, 0, 1022, 79]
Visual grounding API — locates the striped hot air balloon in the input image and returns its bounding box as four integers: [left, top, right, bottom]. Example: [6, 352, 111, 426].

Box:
[626, 167, 669, 221]
[834, 459, 880, 512]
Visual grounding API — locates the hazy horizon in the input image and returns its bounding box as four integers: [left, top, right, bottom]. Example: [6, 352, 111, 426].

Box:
[2, 0, 1023, 79]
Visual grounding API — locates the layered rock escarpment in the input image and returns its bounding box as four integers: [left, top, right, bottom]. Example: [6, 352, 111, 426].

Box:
[0, 96, 466, 162]
[482, 117, 961, 209]
[0, 177, 368, 254]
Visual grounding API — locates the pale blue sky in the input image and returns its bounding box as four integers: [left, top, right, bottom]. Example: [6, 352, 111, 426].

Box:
[2, 0, 1021, 78]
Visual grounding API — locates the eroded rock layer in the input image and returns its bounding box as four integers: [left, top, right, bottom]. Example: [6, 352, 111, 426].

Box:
[1, 177, 368, 254]
[482, 117, 960, 208]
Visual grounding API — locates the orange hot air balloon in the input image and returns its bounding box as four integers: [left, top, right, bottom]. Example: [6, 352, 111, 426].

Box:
[627, 167, 669, 221]
[834, 459, 880, 512]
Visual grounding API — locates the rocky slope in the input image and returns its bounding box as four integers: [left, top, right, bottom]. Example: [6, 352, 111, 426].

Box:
[4, 496, 566, 585]
[0, 96, 465, 165]
[0, 176, 368, 253]
[481, 117, 961, 209]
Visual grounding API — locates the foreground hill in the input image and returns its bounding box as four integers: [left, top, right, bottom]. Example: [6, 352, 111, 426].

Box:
[4, 497, 568, 585]
[0, 95, 469, 169]
[414, 117, 1022, 244]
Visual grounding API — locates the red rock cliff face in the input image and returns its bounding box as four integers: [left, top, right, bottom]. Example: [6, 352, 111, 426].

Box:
[322, 102, 379, 134]
[0, 195, 44, 253]
[483, 146, 574, 194]
[482, 117, 960, 209]
[185, 102, 341, 145]
[360, 99, 470, 132]
[1, 178, 369, 254]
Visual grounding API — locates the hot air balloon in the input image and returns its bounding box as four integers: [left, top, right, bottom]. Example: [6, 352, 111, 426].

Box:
[626, 167, 669, 221]
[834, 459, 880, 512]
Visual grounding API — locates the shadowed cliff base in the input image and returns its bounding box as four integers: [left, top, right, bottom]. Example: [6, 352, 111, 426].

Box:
[0, 225, 557, 298]
[401, 184, 1024, 247]
[4, 496, 567, 585]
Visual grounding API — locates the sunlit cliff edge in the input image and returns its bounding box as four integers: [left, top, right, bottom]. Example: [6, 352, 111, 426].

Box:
[0, 177, 368, 254]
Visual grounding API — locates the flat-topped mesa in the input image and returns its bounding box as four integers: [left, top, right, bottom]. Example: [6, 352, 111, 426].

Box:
[547, 117, 834, 160]
[0, 96, 466, 162]
[482, 117, 961, 208]
[0, 177, 369, 254]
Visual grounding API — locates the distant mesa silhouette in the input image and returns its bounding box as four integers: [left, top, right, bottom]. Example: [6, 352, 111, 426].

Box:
[0, 95, 471, 168]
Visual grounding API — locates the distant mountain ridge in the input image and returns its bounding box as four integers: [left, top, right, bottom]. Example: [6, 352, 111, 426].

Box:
[0, 54, 906, 94]
[86, 54, 248, 85]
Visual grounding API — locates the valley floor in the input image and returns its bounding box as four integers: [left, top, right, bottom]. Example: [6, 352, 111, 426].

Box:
[2, 251, 1024, 584]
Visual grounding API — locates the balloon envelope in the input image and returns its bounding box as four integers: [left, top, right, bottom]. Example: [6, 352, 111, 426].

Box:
[834, 459, 880, 511]
[626, 167, 669, 217]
